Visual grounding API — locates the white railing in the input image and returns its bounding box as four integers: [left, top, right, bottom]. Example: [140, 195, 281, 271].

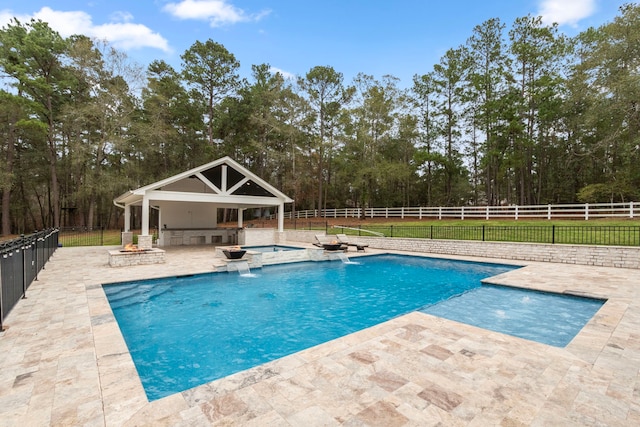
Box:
[279, 202, 637, 221]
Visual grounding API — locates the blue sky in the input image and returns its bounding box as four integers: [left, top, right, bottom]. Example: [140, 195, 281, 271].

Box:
[0, 0, 630, 87]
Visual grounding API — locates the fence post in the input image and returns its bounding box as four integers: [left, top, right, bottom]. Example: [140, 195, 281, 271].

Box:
[585, 203, 589, 221]
[29, 241, 36, 283]
[482, 225, 485, 241]
[390, 225, 394, 238]
[430, 225, 433, 240]
[0, 253, 4, 331]
[22, 245, 31, 299]
[548, 205, 552, 220]
[34, 236, 39, 281]
[631, 201, 634, 219]
[552, 225, 555, 244]
[22, 241, 28, 299]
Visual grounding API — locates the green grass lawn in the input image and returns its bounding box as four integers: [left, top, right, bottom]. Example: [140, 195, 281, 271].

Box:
[52, 218, 640, 247]
[58, 229, 123, 247]
[346, 218, 640, 227]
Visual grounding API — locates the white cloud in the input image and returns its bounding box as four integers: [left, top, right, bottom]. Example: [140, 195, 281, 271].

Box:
[91, 22, 170, 52]
[110, 11, 134, 23]
[0, 7, 170, 52]
[269, 66, 295, 80]
[537, 0, 596, 27]
[163, 0, 269, 27]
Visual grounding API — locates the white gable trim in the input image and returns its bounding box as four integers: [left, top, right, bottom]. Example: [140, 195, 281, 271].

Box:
[114, 156, 293, 205]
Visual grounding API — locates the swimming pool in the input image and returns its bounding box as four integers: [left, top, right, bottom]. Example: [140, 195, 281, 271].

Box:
[103, 255, 601, 401]
[243, 244, 304, 252]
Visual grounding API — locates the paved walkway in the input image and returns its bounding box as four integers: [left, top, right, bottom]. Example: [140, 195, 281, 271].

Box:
[0, 245, 638, 426]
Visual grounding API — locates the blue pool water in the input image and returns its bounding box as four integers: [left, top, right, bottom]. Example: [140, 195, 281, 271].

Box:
[243, 244, 303, 252]
[103, 255, 602, 401]
[421, 285, 604, 347]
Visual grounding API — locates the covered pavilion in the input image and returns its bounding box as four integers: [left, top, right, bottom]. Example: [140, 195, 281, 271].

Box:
[113, 156, 293, 248]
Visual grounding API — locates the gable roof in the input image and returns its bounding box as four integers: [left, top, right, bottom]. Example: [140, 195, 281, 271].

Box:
[114, 156, 293, 208]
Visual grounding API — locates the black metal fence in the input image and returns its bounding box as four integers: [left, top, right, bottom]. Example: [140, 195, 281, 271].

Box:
[248, 221, 640, 246]
[58, 227, 122, 247]
[1, 229, 58, 331]
[329, 225, 640, 246]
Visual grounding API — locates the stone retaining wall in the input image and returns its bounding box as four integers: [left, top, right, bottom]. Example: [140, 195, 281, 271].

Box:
[285, 231, 640, 269]
[282, 230, 320, 243]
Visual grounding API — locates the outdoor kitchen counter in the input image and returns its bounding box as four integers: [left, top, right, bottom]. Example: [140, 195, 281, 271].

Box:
[158, 227, 241, 246]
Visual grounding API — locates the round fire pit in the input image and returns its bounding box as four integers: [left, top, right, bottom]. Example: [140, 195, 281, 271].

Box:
[222, 249, 246, 259]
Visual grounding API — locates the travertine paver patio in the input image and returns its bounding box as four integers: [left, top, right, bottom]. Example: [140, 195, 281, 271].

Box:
[0, 245, 638, 426]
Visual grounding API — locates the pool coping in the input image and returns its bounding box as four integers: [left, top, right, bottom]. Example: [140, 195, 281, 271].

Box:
[1, 244, 638, 425]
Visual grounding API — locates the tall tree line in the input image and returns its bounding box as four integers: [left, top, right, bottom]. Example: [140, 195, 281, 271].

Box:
[1, 4, 639, 234]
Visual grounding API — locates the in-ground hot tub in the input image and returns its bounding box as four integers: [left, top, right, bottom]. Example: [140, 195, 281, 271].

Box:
[242, 245, 304, 253]
[245, 245, 309, 265]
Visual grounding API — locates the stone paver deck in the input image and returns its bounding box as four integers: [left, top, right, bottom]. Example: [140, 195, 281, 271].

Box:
[0, 245, 639, 426]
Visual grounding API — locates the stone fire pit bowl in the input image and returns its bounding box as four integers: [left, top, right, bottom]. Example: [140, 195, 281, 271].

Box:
[322, 243, 344, 251]
[222, 249, 247, 259]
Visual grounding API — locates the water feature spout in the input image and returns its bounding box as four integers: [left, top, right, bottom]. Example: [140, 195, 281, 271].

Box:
[235, 261, 255, 277]
[337, 252, 360, 265]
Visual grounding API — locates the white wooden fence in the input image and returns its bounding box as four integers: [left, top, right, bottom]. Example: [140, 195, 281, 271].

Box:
[280, 202, 638, 221]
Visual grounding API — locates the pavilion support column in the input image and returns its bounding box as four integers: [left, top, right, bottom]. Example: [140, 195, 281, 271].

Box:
[237, 208, 244, 229]
[121, 231, 133, 247]
[124, 205, 131, 232]
[122, 204, 133, 247]
[137, 235, 153, 250]
[138, 195, 153, 250]
[141, 196, 150, 235]
[278, 203, 285, 232]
